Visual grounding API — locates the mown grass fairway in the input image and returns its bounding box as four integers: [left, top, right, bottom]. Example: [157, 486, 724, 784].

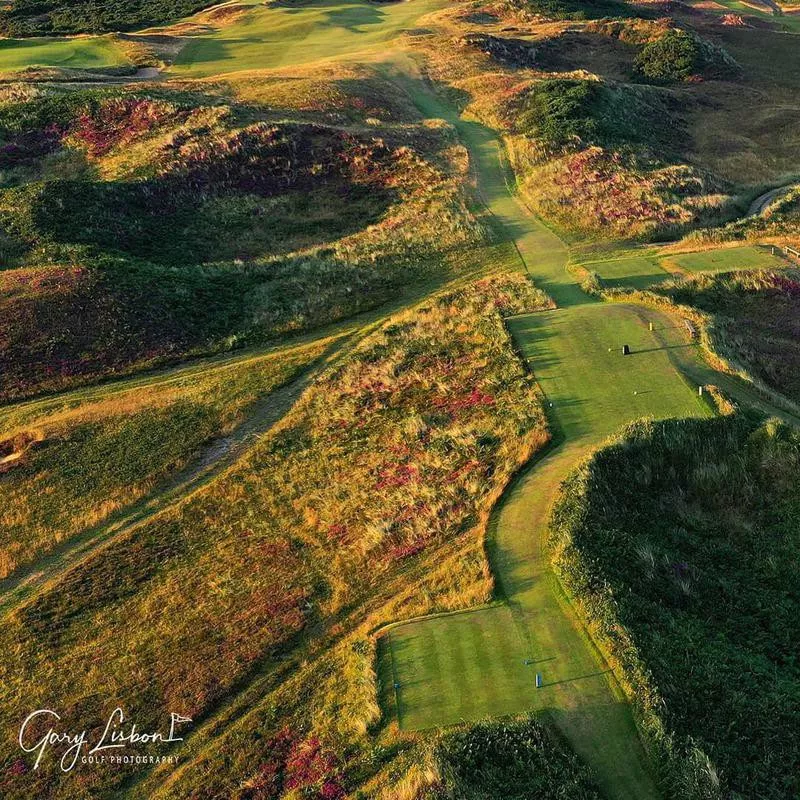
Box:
[170, 0, 447, 78]
[583, 255, 670, 289]
[0, 35, 129, 71]
[664, 245, 783, 274]
[511, 305, 708, 441]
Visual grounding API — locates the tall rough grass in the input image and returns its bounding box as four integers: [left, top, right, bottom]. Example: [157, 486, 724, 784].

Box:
[0, 341, 324, 580]
[0, 273, 552, 799]
[549, 415, 800, 799]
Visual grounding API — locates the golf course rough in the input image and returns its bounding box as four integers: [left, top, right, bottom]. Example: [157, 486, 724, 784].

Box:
[383, 70, 712, 800]
[0, 2, 725, 796]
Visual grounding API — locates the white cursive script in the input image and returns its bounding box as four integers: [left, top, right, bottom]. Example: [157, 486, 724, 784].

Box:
[19, 708, 192, 773]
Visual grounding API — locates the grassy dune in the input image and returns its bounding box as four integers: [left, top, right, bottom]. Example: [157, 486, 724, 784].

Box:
[653, 268, 800, 405]
[551, 416, 800, 798]
[0, 85, 482, 401]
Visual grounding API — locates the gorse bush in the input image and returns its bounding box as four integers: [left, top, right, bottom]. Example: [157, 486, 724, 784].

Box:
[518, 79, 680, 151]
[519, 79, 601, 148]
[550, 416, 800, 799]
[428, 718, 602, 798]
[635, 30, 700, 82]
[634, 29, 740, 83]
[0, 0, 216, 36]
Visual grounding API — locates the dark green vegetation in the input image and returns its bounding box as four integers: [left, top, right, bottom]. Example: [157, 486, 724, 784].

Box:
[0, 0, 215, 36]
[551, 415, 800, 799]
[653, 269, 800, 404]
[426, 718, 602, 799]
[0, 89, 477, 401]
[518, 78, 679, 152]
[634, 28, 740, 83]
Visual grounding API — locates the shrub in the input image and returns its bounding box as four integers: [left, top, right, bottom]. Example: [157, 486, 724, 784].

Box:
[519, 79, 601, 148]
[0, 0, 217, 36]
[634, 29, 739, 83]
[635, 30, 700, 82]
[517, 78, 682, 152]
[428, 718, 602, 798]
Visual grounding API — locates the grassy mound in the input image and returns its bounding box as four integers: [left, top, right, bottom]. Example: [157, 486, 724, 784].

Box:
[0, 90, 480, 401]
[426, 718, 602, 798]
[694, 186, 800, 242]
[0, 273, 552, 799]
[517, 78, 680, 151]
[550, 415, 800, 799]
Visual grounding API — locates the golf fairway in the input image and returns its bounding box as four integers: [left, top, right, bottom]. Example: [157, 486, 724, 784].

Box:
[384, 67, 712, 800]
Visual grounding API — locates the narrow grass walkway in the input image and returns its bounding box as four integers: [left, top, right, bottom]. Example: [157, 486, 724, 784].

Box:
[384, 67, 712, 800]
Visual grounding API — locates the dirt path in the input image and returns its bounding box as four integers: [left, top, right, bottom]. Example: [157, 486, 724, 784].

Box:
[747, 183, 796, 215]
[0, 338, 345, 616]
